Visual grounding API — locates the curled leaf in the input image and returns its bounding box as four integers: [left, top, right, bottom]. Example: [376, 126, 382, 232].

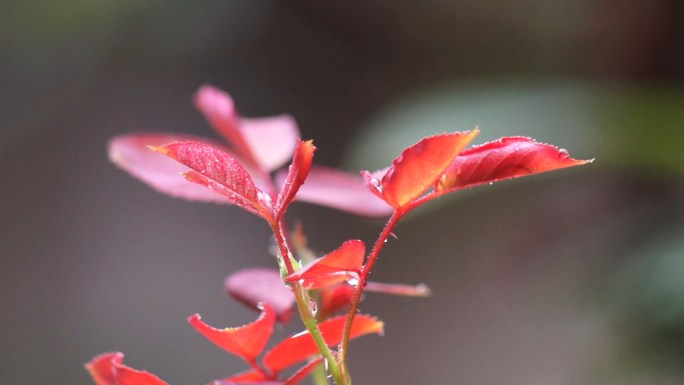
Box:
[225, 268, 295, 323]
[188, 304, 276, 363]
[262, 314, 384, 373]
[437, 137, 592, 192]
[276, 140, 315, 216]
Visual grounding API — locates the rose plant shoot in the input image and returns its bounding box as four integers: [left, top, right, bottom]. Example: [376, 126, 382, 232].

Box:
[87, 85, 591, 385]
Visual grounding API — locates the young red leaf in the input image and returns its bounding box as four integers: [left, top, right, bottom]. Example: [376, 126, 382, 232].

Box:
[262, 314, 384, 373]
[114, 362, 169, 385]
[319, 284, 355, 319]
[284, 240, 365, 289]
[225, 268, 295, 323]
[151, 141, 274, 219]
[282, 358, 324, 385]
[275, 140, 315, 215]
[276, 166, 394, 217]
[85, 352, 123, 385]
[212, 368, 272, 384]
[436, 137, 592, 192]
[366, 130, 479, 209]
[85, 352, 168, 385]
[109, 134, 231, 203]
[188, 304, 276, 363]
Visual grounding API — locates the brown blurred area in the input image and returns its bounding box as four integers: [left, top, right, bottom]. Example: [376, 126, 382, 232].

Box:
[1, 1, 683, 384]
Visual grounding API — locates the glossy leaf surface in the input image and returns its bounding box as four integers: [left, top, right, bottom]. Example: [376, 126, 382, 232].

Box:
[437, 136, 592, 192]
[276, 140, 315, 215]
[366, 130, 478, 209]
[152, 141, 272, 218]
[225, 268, 295, 323]
[277, 166, 393, 217]
[262, 314, 384, 373]
[285, 240, 365, 289]
[189, 304, 276, 363]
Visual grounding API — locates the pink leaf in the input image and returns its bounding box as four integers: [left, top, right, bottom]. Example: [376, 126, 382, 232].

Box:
[368, 130, 479, 209]
[240, 116, 300, 172]
[225, 268, 295, 323]
[193, 85, 255, 165]
[275, 140, 315, 216]
[277, 166, 393, 217]
[108, 134, 230, 203]
[188, 304, 276, 363]
[262, 314, 384, 373]
[151, 141, 273, 219]
[437, 137, 592, 192]
[285, 240, 365, 289]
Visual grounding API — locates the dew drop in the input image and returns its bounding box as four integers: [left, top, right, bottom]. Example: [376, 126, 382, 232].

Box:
[257, 191, 273, 209]
[370, 178, 382, 192]
[558, 148, 569, 159]
[347, 277, 359, 286]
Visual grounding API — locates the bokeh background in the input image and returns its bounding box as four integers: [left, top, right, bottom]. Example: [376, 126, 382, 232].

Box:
[2, 1, 683, 384]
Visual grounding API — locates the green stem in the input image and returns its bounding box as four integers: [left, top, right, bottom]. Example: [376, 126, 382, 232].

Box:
[309, 359, 330, 385]
[270, 218, 344, 384]
[337, 210, 404, 381]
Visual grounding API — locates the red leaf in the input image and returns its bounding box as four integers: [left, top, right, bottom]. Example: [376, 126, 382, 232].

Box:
[151, 141, 273, 219]
[262, 314, 384, 373]
[188, 304, 276, 363]
[285, 240, 365, 289]
[108, 134, 231, 203]
[114, 362, 169, 385]
[276, 140, 315, 215]
[437, 137, 592, 192]
[85, 352, 123, 385]
[193, 85, 254, 166]
[85, 352, 168, 385]
[319, 284, 355, 319]
[366, 130, 479, 209]
[282, 358, 323, 385]
[212, 369, 272, 384]
[225, 268, 295, 323]
[276, 166, 394, 217]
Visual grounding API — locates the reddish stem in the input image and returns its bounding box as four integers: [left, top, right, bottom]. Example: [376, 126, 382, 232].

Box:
[338, 209, 404, 376]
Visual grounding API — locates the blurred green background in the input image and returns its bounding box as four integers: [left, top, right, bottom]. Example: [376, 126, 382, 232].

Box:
[1, 1, 683, 384]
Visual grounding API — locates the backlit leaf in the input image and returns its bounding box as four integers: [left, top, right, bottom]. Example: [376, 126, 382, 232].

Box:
[262, 314, 383, 373]
[188, 304, 276, 363]
[108, 134, 230, 203]
[212, 369, 271, 384]
[240, 116, 300, 172]
[437, 137, 592, 192]
[285, 240, 365, 289]
[151, 141, 273, 219]
[368, 130, 479, 209]
[276, 140, 315, 216]
[225, 268, 295, 323]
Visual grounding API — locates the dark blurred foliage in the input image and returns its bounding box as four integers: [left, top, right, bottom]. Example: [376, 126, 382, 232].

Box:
[1, 1, 683, 384]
